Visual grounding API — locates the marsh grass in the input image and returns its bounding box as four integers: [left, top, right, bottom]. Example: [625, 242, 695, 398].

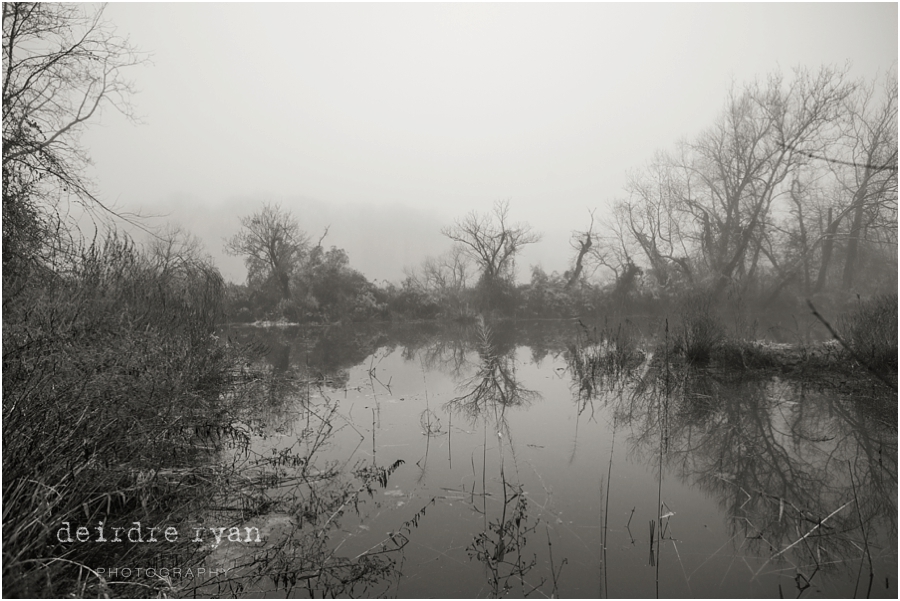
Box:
[568, 318, 645, 406]
[672, 295, 724, 366]
[2, 234, 240, 597]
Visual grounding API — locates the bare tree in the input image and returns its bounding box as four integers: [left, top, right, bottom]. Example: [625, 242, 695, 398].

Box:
[835, 74, 898, 289]
[404, 245, 473, 316]
[674, 67, 854, 297]
[764, 71, 897, 299]
[565, 208, 596, 289]
[2, 3, 145, 270]
[441, 200, 541, 292]
[225, 203, 309, 300]
[423, 246, 471, 294]
[148, 224, 210, 275]
[590, 206, 635, 284]
[617, 155, 695, 289]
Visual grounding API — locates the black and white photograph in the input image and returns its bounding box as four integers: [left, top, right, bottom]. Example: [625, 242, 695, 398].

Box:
[2, 2, 897, 598]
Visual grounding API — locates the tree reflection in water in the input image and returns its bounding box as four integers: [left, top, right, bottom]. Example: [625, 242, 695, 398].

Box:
[565, 318, 647, 417]
[619, 356, 897, 595]
[444, 318, 540, 427]
[440, 318, 553, 597]
[220, 320, 895, 597]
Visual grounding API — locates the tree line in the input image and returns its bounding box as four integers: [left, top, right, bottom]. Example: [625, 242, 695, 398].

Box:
[229, 66, 897, 324]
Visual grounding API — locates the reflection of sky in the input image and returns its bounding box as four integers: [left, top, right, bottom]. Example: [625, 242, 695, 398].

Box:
[221, 322, 896, 597]
[79, 4, 897, 285]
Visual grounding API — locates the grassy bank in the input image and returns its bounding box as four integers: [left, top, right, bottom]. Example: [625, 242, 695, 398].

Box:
[564, 293, 898, 398]
[2, 235, 240, 597]
[659, 293, 898, 387]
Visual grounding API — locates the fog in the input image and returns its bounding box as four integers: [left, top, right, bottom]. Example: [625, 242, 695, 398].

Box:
[79, 3, 897, 284]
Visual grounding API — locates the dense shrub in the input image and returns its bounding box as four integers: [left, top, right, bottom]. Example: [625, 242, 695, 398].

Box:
[841, 294, 898, 374]
[383, 285, 442, 320]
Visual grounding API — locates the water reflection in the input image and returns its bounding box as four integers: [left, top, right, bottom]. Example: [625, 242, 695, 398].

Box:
[188, 384, 416, 597]
[564, 319, 646, 417]
[444, 319, 541, 425]
[416, 320, 557, 596]
[619, 356, 897, 593]
[218, 319, 895, 598]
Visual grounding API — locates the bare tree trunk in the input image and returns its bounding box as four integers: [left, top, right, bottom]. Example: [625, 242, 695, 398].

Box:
[841, 169, 871, 289]
[565, 233, 592, 289]
[814, 207, 839, 294]
[790, 180, 811, 296]
[278, 270, 291, 300]
[712, 200, 770, 299]
[744, 234, 763, 296]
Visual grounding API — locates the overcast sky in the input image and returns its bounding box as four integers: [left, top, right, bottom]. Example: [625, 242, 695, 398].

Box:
[81, 3, 898, 285]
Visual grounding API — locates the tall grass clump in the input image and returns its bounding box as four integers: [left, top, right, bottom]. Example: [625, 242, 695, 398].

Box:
[3, 233, 237, 597]
[672, 294, 724, 366]
[841, 294, 898, 374]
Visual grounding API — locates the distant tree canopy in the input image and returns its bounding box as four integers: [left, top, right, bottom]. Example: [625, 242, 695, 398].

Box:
[226, 67, 897, 325]
[225, 202, 309, 300]
[225, 206, 386, 323]
[442, 200, 541, 312]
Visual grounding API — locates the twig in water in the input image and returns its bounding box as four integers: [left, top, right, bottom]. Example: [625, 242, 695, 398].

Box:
[669, 539, 692, 597]
[545, 525, 564, 598]
[656, 319, 667, 595]
[754, 502, 851, 577]
[448, 411, 452, 469]
[626, 507, 636, 545]
[372, 408, 377, 465]
[602, 418, 616, 597]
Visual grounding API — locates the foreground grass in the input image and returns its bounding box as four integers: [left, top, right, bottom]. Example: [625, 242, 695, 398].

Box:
[2, 235, 240, 597]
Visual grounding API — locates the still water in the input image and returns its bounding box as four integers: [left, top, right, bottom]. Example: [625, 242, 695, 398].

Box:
[198, 319, 896, 598]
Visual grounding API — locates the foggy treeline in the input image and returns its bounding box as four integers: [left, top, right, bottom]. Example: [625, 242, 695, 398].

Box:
[225, 67, 897, 324]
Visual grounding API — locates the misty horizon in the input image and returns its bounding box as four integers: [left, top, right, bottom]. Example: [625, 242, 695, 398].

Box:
[75, 3, 897, 288]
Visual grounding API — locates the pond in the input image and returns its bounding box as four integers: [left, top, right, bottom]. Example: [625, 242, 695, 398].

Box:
[192, 318, 897, 598]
